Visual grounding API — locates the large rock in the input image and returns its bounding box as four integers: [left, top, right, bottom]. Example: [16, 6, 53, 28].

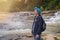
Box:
[46, 34, 55, 40]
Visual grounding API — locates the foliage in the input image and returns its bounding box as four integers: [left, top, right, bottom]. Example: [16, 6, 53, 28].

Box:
[40, 0, 60, 10]
[0, 0, 60, 12]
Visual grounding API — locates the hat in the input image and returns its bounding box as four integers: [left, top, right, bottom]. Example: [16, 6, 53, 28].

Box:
[34, 7, 41, 14]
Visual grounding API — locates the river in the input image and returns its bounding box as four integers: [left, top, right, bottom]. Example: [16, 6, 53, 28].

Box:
[0, 11, 60, 37]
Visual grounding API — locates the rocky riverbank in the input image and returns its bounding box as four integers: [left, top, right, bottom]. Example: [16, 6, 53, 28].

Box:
[0, 31, 60, 40]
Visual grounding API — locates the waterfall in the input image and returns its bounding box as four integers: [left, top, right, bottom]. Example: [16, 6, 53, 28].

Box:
[47, 11, 60, 23]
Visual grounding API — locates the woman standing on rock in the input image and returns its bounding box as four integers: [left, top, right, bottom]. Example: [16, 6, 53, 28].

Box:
[32, 7, 46, 40]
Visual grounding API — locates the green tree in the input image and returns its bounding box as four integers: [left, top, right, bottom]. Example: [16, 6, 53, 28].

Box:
[40, 0, 60, 10]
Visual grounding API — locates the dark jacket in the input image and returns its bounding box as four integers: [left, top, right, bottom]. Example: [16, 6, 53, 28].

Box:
[32, 15, 46, 35]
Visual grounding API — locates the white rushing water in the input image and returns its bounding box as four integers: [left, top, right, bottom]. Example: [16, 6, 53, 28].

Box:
[0, 11, 60, 37]
[47, 11, 60, 23]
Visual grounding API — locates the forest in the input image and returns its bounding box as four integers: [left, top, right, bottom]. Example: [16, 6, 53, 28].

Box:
[10, 0, 60, 11]
[40, 0, 60, 10]
[0, 0, 60, 12]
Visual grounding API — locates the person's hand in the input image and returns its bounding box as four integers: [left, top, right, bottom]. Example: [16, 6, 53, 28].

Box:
[36, 34, 39, 38]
